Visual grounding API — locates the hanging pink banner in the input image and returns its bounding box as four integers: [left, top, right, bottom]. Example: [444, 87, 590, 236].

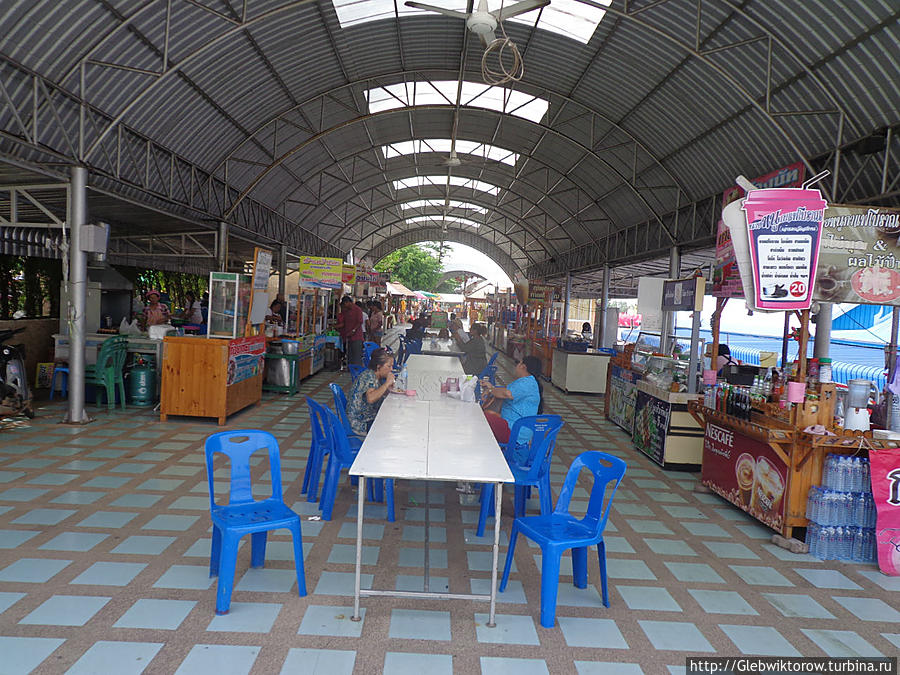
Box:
[869, 447, 900, 576]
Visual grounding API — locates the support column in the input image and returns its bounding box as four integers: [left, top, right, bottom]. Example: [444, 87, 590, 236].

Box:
[65, 166, 89, 424]
[218, 222, 228, 272]
[563, 272, 571, 336]
[278, 244, 287, 298]
[661, 246, 680, 353]
[813, 303, 832, 359]
[597, 265, 610, 348]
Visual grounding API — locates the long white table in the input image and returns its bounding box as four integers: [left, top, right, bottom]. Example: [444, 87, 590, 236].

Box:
[349, 355, 514, 626]
[403, 353, 468, 401]
[419, 337, 466, 358]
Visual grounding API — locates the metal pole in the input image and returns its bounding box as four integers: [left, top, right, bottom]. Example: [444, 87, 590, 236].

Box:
[278, 244, 287, 298]
[813, 302, 832, 359]
[563, 272, 571, 336]
[661, 246, 680, 354]
[65, 165, 89, 424]
[597, 264, 610, 348]
[218, 221, 228, 272]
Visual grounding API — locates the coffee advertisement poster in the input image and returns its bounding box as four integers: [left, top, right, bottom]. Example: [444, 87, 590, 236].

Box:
[632, 389, 671, 466]
[701, 424, 788, 533]
[814, 204, 900, 305]
[608, 365, 640, 433]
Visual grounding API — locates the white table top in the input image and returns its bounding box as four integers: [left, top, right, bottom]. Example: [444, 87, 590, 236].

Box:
[404, 354, 466, 401]
[419, 338, 465, 356]
[350, 395, 513, 483]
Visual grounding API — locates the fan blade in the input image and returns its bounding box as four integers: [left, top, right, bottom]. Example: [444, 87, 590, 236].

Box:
[404, 1, 469, 20]
[490, 0, 550, 21]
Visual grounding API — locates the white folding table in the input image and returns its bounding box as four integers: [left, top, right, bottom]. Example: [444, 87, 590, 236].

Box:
[349, 355, 513, 626]
[419, 337, 466, 358]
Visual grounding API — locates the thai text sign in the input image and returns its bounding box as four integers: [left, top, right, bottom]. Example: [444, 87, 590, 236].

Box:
[869, 447, 900, 576]
[227, 335, 266, 387]
[713, 162, 805, 298]
[299, 256, 342, 289]
[608, 364, 640, 433]
[342, 264, 356, 285]
[814, 205, 900, 305]
[701, 424, 788, 533]
[662, 276, 705, 312]
[743, 188, 827, 311]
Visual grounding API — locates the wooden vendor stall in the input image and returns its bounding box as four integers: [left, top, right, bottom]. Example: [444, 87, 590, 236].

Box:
[633, 380, 703, 469]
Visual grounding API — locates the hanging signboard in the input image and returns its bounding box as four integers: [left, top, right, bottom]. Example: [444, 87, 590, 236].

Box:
[661, 276, 705, 312]
[342, 264, 356, 285]
[712, 162, 806, 298]
[299, 256, 342, 289]
[528, 283, 555, 305]
[743, 187, 827, 311]
[247, 247, 273, 331]
[814, 204, 900, 305]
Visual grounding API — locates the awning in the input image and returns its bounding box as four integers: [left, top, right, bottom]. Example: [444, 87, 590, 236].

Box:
[386, 281, 416, 296]
[437, 293, 465, 303]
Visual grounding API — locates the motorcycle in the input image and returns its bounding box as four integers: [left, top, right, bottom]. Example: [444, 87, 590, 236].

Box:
[0, 327, 34, 419]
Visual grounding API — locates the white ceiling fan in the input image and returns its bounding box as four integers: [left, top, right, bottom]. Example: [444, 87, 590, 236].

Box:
[404, 0, 550, 47]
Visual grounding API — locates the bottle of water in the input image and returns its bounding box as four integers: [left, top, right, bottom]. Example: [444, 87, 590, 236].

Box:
[400, 365, 408, 391]
[806, 523, 819, 557]
[823, 455, 835, 490]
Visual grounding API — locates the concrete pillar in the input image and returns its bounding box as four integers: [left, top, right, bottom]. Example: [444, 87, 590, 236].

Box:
[813, 302, 832, 359]
[661, 246, 680, 353]
[596, 265, 610, 348]
[278, 244, 287, 298]
[65, 166, 89, 424]
[218, 222, 228, 272]
[563, 273, 571, 336]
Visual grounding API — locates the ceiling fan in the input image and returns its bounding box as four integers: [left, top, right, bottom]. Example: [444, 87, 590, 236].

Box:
[404, 0, 550, 46]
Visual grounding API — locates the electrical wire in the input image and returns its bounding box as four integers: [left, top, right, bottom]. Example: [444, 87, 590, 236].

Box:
[481, 0, 524, 85]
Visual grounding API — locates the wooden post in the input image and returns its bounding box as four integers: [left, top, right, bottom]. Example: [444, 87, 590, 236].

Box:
[710, 297, 727, 370]
[781, 312, 791, 371]
[797, 309, 810, 379]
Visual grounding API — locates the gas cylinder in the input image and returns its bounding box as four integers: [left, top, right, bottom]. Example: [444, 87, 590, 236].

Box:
[127, 357, 157, 406]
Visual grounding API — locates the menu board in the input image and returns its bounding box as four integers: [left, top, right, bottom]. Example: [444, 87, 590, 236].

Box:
[814, 204, 900, 305]
[661, 277, 704, 312]
[226, 335, 266, 386]
[342, 264, 356, 285]
[701, 424, 788, 533]
[712, 162, 805, 298]
[608, 364, 641, 432]
[743, 188, 827, 311]
[632, 389, 670, 466]
[299, 256, 342, 289]
[529, 283, 553, 305]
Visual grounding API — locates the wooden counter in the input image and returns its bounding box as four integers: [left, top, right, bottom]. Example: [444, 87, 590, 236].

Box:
[160, 335, 265, 425]
[632, 381, 703, 469]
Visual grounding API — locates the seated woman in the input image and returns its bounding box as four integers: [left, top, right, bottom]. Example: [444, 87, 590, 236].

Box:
[346, 347, 395, 436]
[457, 323, 488, 375]
[481, 355, 543, 444]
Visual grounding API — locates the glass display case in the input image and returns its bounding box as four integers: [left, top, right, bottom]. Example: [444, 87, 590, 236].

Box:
[631, 331, 703, 371]
[208, 272, 252, 339]
[642, 355, 692, 392]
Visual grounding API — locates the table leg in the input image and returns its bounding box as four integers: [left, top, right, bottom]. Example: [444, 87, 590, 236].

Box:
[351, 482, 365, 621]
[488, 481, 502, 628]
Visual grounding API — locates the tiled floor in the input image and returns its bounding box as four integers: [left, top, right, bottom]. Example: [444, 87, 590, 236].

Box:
[1, 339, 898, 674]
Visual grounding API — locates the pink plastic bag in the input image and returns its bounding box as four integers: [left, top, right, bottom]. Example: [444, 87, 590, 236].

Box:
[869, 447, 900, 576]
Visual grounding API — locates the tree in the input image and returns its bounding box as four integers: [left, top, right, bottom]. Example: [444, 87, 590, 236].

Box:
[375, 244, 443, 291]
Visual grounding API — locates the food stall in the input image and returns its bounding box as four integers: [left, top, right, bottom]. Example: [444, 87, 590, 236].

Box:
[551, 342, 611, 394]
[296, 256, 342, 379]
[161, 270, 265, 424]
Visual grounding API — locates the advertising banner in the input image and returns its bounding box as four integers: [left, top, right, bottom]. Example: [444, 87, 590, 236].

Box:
[701, 424, 788, 533]
[713, 162, 806, 298]
[869, 448, 900, 576]
[743, 188, 827, 311]
[814, 205, 900, 305]
[251, 248, 273, 291]
[632, 389, 670, 466]
[342, 264, 356, 285]
[661, 276, 705, 312]
[608, 365, 641, 433]
[299, 256, 342, 289]
[226, 335, 266, 387]
[528, 283, 553, 305]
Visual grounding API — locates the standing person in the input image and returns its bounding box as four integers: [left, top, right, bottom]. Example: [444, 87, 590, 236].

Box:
[178, 291, 203, 324]
[480, 355, 543, 444]
[336, 296, 365, 367]
[368, 300, 384, 345]
[357, 301, 369, 342]
[141, 290, 171, 329]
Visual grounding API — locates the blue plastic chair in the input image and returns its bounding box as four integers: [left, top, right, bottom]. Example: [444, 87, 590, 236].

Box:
[329, 382, 393, 505]
[404, 338, 422, 362]
[486, 351, 499, 369]
[362, 341, 380, 366]
[500, 450, 626, 628]
[205, 430, 307, 615]
[318, 406, 395, 522]
[302, 398, 331, 503]
[473, 363, 498, 401]
[476, 415, 565, 537]
[348, 364, 366, 383]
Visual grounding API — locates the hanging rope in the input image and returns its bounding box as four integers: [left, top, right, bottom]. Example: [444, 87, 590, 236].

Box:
[481, 0, 524, 85]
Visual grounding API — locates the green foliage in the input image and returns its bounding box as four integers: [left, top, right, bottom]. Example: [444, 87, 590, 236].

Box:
[375, 244, 443, 292]
[0, 255, 62, 319]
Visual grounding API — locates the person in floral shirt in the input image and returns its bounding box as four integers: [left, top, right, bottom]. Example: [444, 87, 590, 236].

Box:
[346, 348, 394, 436]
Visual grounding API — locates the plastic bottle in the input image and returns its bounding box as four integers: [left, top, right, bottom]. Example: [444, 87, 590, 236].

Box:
[819, 358, 832, 384]
[400, 365, 408, 391]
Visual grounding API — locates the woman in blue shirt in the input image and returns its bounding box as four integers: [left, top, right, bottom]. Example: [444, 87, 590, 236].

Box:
[481, 355, 543, 444]
[346, 348, 395, 436]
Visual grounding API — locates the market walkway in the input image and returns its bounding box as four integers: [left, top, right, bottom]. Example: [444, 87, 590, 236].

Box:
[1, 355, 898, 675]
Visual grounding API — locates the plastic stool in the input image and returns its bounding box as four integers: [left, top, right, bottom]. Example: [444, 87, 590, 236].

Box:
[50, 366, 69, 400]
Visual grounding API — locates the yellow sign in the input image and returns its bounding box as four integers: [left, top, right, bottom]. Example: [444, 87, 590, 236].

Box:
[342, 264, 356, 285]
[299, 256, 342, 289]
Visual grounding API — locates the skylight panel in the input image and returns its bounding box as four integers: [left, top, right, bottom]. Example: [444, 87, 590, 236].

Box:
[393, 175, 500, 196]
[382, 139, 518, 165]
[333, 0, 609, 44]
[402, 199, 487, 214]
[407, 215, 481, 228]
[366, 81, 547, 123]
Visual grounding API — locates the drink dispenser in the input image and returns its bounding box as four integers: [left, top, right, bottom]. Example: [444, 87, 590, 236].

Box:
[844, 379, 875, 432]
